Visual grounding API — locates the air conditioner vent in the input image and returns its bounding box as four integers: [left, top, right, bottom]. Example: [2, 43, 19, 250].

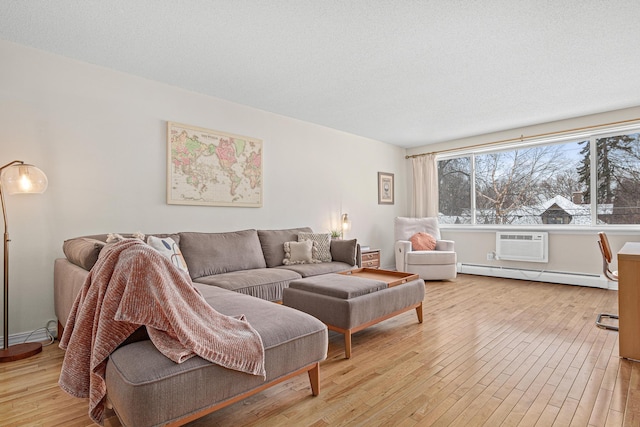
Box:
[496, 232, 548, 263]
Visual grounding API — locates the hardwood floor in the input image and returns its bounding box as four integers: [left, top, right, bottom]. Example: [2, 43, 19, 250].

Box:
[1, 274, 639, 426]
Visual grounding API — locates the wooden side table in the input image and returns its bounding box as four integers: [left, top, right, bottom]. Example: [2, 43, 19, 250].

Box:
[361, 248, 381, 269]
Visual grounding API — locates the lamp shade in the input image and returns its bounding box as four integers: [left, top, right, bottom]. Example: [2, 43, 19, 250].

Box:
[0, 164, 48, 194]
[341, 213, 351, 231]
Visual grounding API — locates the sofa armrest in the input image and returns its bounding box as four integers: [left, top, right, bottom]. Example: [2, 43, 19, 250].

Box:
[436, 239, 455, 251]
[395, 240, 412, 271]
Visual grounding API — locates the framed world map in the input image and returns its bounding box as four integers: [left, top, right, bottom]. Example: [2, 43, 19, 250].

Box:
[167, 122, 263, 207]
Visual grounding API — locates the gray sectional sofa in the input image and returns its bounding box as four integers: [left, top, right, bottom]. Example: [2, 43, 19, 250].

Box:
[54, 227, 360, 426]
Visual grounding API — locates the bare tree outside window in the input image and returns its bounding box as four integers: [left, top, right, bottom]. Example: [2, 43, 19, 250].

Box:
[438, 140, 590, 225]
[474, 143, 583, 224]
[438, 157, 471, 224]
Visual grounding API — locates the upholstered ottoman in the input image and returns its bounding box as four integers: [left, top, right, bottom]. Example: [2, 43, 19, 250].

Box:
[283, 269, 425, 358]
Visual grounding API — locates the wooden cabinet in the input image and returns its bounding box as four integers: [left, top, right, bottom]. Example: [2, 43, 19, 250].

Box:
[361, 249, 380, 269]
[618, 242, 640, 361]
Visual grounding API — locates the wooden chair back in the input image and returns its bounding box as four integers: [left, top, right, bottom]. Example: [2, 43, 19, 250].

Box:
[598, 232, 613, 263]
[598, 232, 617, 281]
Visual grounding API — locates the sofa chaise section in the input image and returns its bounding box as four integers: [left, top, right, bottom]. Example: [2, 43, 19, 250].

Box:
[105, 285, 327, 427]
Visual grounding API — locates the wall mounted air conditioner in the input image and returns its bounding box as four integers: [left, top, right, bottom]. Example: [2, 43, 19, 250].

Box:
[495, 231, 548, 263]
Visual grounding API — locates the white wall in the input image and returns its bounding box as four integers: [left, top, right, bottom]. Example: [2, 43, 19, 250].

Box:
[406, 107, 640, 285]
[0, 40, 407, 338]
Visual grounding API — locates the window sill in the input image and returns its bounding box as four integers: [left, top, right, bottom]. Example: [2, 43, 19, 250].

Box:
[439, 224, 640, 235]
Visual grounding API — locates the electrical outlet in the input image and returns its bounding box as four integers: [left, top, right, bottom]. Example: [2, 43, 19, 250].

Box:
[487, 252, 495, 260]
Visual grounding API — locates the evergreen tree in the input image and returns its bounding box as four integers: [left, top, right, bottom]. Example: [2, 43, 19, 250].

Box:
[577, 140, 591, 203]
[577, 136, 635, 205]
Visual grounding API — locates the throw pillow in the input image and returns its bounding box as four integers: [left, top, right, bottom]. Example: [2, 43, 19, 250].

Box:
[298, 232, 332, 262]
[62, 237, 106, 270]
[257, 227, 313, 268]
[283, 240, 320, 265]
[410, 232, 437, 251]
[107, 232, 145, 243]
[147, 235, 190, 274]
[330, 239, 358, 265]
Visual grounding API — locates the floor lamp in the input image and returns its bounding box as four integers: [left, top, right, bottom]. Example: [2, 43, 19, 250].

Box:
[0, 160, 48, 363]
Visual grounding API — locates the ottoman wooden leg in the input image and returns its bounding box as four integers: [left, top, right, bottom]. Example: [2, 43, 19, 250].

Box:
[328, 325, 353, 359]
[416, 302, 423, 323]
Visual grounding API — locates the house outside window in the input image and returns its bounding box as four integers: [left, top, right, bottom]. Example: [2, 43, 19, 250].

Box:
[437, 129, 640, 226]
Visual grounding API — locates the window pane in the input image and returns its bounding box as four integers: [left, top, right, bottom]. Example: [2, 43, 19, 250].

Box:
[474, 141, 586, 225]
[594, 132, 640, 224]
[438, 156, 471, 224]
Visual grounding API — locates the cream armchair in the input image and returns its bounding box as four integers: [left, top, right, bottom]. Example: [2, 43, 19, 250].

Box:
[394, 217, 457, 280]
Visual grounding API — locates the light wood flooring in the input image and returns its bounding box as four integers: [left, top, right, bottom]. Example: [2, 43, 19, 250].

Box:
[1, 274, 639, 426]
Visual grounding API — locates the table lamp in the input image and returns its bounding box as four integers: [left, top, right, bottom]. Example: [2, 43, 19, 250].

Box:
[0, 160, 48, 363]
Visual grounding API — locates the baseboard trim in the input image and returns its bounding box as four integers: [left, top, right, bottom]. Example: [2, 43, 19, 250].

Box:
[0, 325, 57, 347]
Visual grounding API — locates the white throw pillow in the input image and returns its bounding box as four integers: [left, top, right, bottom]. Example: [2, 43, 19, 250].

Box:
[283, 240, 320, 265]
[147, 236, 190, 274]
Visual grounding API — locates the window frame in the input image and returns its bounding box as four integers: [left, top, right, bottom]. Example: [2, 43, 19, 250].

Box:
[436, 124, 640, 230]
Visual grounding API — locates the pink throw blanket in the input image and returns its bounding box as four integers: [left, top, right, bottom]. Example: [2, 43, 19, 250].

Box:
[58, 239, 265, 425]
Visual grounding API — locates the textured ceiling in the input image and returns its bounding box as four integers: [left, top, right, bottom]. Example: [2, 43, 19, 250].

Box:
[2, 1, 640, 148]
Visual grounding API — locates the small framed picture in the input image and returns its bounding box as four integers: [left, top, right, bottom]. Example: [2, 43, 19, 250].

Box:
[378, 172, 394, 205]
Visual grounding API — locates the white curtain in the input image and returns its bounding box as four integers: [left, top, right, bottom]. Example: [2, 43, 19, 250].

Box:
[411, 154, 438, 218]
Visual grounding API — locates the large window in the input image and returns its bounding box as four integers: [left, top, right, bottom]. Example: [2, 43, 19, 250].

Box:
[437, 129, 640, 226]
[438, 157, 471, 224]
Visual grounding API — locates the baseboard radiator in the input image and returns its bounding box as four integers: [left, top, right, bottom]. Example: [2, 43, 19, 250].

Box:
[458, 263, 615, 290]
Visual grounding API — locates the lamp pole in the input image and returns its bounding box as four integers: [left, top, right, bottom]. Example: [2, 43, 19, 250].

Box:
[1, 160, 21, 351]
[0, 160, 46, 362]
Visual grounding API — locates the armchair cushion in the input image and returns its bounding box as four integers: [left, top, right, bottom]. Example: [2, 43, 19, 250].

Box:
[394, 217, 441, 241]
[407, 250, 456, 265]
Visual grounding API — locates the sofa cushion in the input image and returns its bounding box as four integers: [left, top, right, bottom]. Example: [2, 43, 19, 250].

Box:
[193, 268, 302, 302]
[257, 227, 313, 268]
[278, 261, 355, 278]
[180, 230, 266, 279]
[283, 240, 319, 265]
[298, 232, 332, 262]
[105, 286, 327, 427]
[330, 239, 358, 265]
[63, 233, 181, 271]
[62, 238, 107, 270]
